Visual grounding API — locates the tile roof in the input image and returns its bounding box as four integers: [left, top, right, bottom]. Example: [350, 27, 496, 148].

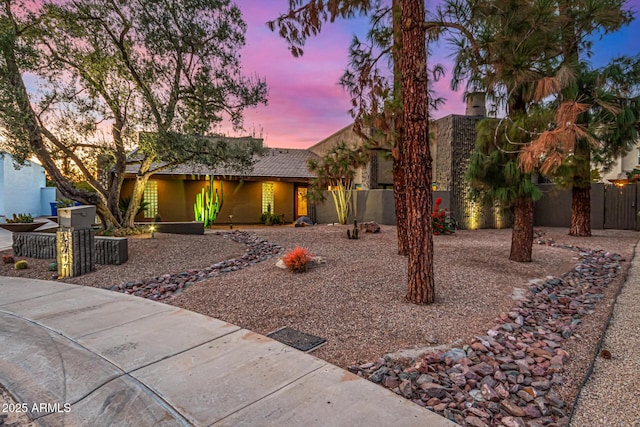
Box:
[126, 148, 318, 179]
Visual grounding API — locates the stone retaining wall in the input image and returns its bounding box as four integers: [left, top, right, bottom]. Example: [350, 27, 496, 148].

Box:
[12, 233, 56, 259]
[94, 236, 128, 265]
[12, 232, 128, 265]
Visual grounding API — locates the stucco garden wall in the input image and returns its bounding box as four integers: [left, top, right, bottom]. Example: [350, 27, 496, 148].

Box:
[314, 189, 451, 225]
[0, 155, 49, 219]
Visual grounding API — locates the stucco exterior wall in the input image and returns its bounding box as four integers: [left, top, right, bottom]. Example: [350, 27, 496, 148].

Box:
[125, 177, 297, 224]
[308, 124, 373, 189]
[272, 181, 295, 222]
[602, 145, 639, 182]
[40, 187, 56, 216]
[158, 179, 187, 220]
[0, 156, 47, 218]
[314, 189, 451, 225]
[0, 160, 4, 217]
[375, 154, 394, 187]
[309, 124, 368, 157]
[621, 149, 638, 172]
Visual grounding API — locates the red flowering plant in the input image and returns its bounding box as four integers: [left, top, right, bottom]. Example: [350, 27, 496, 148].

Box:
[432, 197, 457, 235]
[282, 246, 313, 273]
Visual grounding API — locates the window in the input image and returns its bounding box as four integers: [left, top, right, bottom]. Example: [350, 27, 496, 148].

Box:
[262, 182, 274, 213]
[143, 180, 158, 218]
[637, 149, 640, 166]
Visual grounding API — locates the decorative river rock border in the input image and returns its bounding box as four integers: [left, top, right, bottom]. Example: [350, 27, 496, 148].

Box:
[348, 235, 624, 427]
[108, 231, 283, 300]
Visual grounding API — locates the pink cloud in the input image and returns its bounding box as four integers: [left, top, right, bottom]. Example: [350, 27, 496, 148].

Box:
[220, 0, 367, 148]
[227, 1, 638, 149]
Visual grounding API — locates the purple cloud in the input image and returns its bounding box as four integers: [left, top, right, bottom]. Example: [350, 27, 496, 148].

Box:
[226, 1, 639, 149]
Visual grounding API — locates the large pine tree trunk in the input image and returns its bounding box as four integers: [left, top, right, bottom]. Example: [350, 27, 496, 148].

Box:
[391, 0, 408, 256]
[570, 185, 591, 236]
[392, 148, 408, 256]
[569, 143, 592, 236]
[510, 197, 534, 262]
[402, 0, 435, 304]
[560, 2, 591, 238]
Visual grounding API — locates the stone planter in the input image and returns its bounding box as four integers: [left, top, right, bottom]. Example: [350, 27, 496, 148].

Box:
[0, 222, 46, 233]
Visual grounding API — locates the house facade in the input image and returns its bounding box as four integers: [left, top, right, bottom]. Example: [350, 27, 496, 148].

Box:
[0, 154, 55, 220]
[123, 147, 318, 224]
[307, 124, 396, 190]
[309, 94, 490, 228]
[601, 144, 640, 185]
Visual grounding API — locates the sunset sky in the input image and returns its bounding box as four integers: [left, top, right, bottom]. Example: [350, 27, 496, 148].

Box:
[228, 0, 640, 149]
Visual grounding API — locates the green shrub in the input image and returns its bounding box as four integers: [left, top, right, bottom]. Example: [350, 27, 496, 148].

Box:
[432, 198, 457, 235]
[56, 198, 74, 208]
[260, 212, 283, 225]
[119, 197, 149, 217]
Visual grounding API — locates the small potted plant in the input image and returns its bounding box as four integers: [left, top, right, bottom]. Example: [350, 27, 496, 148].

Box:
[50, 198, 74, 216]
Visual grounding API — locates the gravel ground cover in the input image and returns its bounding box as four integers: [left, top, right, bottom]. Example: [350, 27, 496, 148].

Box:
[0, 225, 637, 426]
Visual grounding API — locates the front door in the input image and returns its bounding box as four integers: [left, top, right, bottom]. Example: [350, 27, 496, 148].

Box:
[295, 186, 308, 218]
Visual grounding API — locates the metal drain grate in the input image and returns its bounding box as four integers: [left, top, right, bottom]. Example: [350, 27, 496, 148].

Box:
[266, 327, 326, 352]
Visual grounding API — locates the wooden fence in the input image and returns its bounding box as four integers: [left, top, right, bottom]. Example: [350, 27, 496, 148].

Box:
[603, 183, 640, 230]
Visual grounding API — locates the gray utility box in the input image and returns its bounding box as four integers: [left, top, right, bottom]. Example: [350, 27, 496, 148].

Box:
[58, 205, 96, 229]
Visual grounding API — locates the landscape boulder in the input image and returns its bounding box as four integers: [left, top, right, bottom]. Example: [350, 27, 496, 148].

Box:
[294, 216, 314, 227]
[360, 221, 381, 233]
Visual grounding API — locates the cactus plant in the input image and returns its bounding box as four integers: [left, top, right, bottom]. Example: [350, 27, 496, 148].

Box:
[194, 177, 224, 227]
[14, 260, 28, 270]
[347, 220, 359, 240]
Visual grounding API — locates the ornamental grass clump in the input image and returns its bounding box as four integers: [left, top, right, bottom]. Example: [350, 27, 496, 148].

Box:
[282, 246, 312, 273]
[432, 198, 457, 235]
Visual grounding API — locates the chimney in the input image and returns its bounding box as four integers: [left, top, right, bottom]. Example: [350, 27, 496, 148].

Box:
[465, 92, 486, 117]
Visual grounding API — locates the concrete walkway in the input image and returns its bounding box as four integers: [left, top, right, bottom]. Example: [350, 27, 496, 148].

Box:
[0, 277, 456, 427]
[0, 227, 13, 251]
[570, 240, 640, 426]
